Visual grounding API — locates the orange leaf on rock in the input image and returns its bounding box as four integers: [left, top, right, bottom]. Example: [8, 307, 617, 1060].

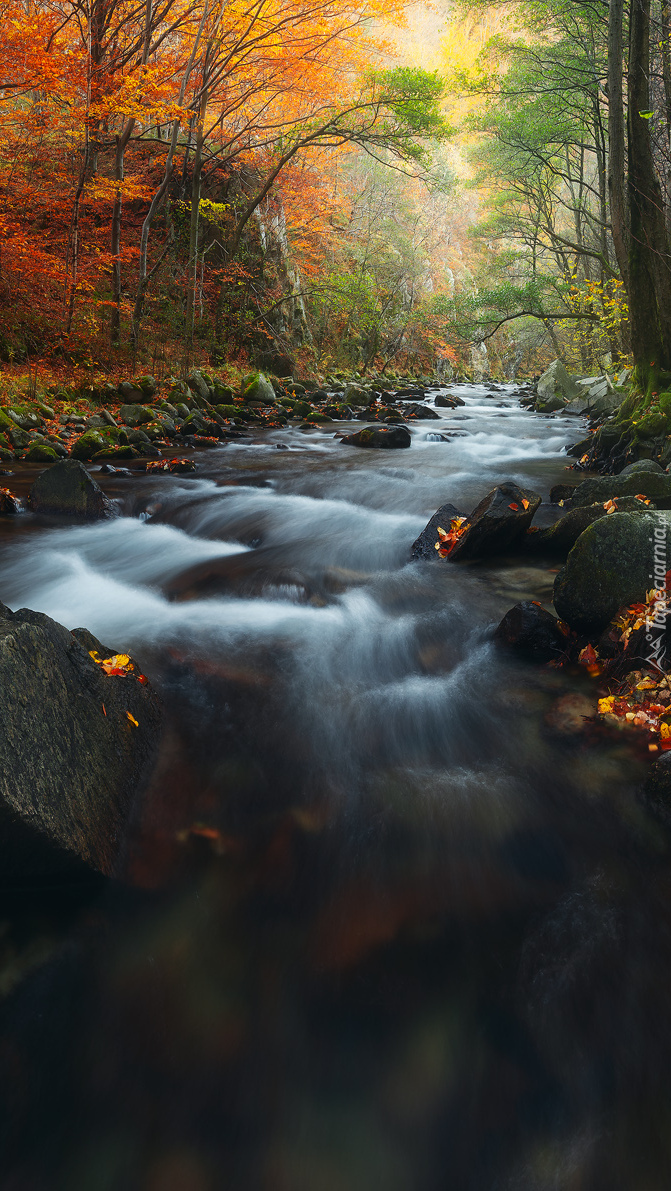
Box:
[508, 502, 519, 511]
[126, 711, 139, 727]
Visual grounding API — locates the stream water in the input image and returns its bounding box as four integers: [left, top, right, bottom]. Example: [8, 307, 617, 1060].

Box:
[1, 386, 671, 1190]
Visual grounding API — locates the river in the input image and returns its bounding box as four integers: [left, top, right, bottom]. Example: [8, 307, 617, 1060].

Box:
[0, 385, 669, 1190]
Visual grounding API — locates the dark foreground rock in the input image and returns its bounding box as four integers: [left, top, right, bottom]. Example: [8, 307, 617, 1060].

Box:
[553, 511, 662, 630]
[493, 601, 566, 661]
[411, 503, 462, 560]
[341, 426, 411, 449]
[0, 604, 162, 881]
[449, 482, 542, 561]
[29, 459, 111, 518]
[641, 753, 671, 827]
[435, 393, 465, 408]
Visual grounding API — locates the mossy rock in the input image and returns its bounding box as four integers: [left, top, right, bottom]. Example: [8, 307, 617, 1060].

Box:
[571, 471, 671, 509]
[92, 445, 139, 460]
[70, 431, 106, 460]
[0, 447, 15, 461]
[553, 511, 667, 629]
[132, 375, 157, 397]
[633, 410, 669, 439]
[8, 406, 42, 431]
[23, 444, 59, 462]
[306, 412, 332, 423]
[213, 404, 239, 419]
[212, 383, 235, 403]
[241, 372, 275, 404]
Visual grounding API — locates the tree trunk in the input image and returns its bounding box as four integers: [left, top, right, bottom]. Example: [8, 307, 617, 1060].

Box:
[627, 0, 671, 387]
[110, 118, 135, 345]
[608, 0, 629, 287]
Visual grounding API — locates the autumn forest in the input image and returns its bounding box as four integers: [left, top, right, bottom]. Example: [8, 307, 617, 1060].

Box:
[4, 0, 670, 387]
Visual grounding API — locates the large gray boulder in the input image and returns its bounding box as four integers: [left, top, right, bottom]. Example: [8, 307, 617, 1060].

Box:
[0, 605, 162, 881]
[118, 403, 154, 428]
[536, 360, 582, 411]
[553, 511, 664, 629]
[29, 459, 110, 518]
[449, 482, 542, 561]
[343, 383, 372, 407]
[570, 471, 671, 509]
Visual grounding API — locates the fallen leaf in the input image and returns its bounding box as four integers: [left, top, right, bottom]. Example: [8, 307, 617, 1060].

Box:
[126, 712, 139, 727]
[508, 502, 520, 511]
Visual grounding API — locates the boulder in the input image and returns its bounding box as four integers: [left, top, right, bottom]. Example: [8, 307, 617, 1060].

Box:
[256, 350, 295, 377]
[410, 502, 462, 560]
[536, 360, 582, 409]
[187, 370, 212, 401]
[241, 372, 275, 405]
[133, 374, 157, 398]
[553, 511, 662, 630]
[29, 459, 110, 518]
[570, 471, 671, 509]
[527, 498, 656, 556]
[70, 430, 106, 460]
[0, 605, 161, 880]
[435, 393, 465, 408]
[549, 483, 578, 504]
[117, 380, 145, 403]
[0, 488, 21, 514]
[343, 383, 372, 407]
[118, 404, 155, 428]
[8, 406, 42, 431]
[493, 601, 566, 661]
[403, 404, 441, 420]
[341, 426, 411, 449]
[449, 482, 542, 561]
[619, 459, 664, 477]
[24, 443, 59, 462]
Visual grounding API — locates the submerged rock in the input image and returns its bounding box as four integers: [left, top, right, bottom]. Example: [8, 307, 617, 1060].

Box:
[410, 502, 462, 560]
[341, 426, 411, 449]
[493, 601, 566, 661]
[449, 482, 541, 560]
[553, 511, 662, 630]
[29, 459, 110, 518]
[0, 605, 162, 881]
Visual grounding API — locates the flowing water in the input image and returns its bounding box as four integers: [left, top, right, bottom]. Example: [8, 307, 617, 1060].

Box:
[0, 387, 670, 1190]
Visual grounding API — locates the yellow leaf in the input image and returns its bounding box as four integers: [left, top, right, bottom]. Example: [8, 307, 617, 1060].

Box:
[598, 696, 616, 714]
[126, 712, 139, 727]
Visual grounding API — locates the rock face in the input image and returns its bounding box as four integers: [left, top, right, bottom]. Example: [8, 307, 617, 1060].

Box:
[341, 426, 411, 449]
[0, 605, 162, 880]
[553, 511, 661, 630]
[449, 482, 542, 561]
[536, 360, 582, 410]
[410, 503, 462, 560]
[570, 471, 671, 509]
[29, 459, 110, 518]
[493, 601, 566, 661]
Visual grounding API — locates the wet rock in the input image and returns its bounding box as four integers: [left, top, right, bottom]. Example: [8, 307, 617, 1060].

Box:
[118, 403, 155, 428]
[411, 502, 462, 560]
[526, 498, 655, 556]
[93, 445, 139, 461]
[550, 483, 578, 504]
[341, 426, 411, 449]
[435, 393, 465, 408]
[404, 403, 441, 419]
[0, 605, 161, 881]
[449, 482, 542, 561]
[493, 601, 565, 661]
[641, 753, 671, 827]
[29, 459, 110, 518]
[571, 471, 671, 509]
[553, 511, 661, 630]
[0, 488, 21, 514]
